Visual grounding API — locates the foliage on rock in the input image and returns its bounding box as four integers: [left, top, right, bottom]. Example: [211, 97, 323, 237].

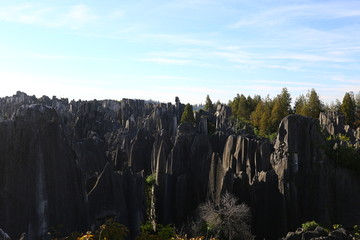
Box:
[181, 104, 195, 124]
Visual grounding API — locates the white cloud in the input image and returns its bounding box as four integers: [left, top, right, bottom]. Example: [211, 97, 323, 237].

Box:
[230, 2, 360, 29]
[30, 52, 117, 61]
[0, 3, 122, 29]
[140, 58, 192, 65]
[143, 34, 213, 46]
[148, 75, 198, 81]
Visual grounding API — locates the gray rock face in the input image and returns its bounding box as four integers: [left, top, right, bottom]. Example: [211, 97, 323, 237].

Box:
[0, 92, 360, 240]
[282, 227, 355, 240]
[272, 115, 360, 234]
[0, 104, 88, 240]
[319, 111, 359, 141]
[0, 229, 11, 240]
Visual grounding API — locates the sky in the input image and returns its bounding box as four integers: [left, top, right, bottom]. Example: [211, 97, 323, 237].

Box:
[0, 0, 359, 105]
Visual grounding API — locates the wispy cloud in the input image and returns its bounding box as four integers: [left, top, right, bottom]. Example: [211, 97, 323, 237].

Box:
[230, 2, 360, 29]
[141, 58, 192, 65]
[329, 75, 360, 84]
[30, 52, 117, 61]
[252, 80, 324, 87]
[0, 3, 123, 29]
[148, 75, 199, 81]
[143, 34, 213, 46]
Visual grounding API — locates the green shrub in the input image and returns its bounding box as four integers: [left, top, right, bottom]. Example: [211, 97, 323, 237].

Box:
[324, 135, 360, 175]
[97, 218, 128, 240]
[354, 225, 360, 237]
[50, 218, 128, 240]
[302, 221, 319, 231]
[146, 173, 156, 186]
[136, 223, 175, 240]
[332, 224, 342, 230]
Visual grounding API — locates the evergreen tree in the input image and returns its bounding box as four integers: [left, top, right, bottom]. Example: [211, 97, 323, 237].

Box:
[237, 94, 250, 120]
[306, 89, 323, 118]
[270, 99, 283, 131]
[204, 94, 215, 112]
[230, 94, 241, 118]
[230, 94, 255, 121]
[355, 91, 360, 128]
[295, 89, 323, 118]
[270, 88, 292, 130]
[340, 92, 356, 127]
[260, 110, 272, 136]
[294, 94, 307, 115]
[251, 101, 265, 128]
[180, 103, 195, 124]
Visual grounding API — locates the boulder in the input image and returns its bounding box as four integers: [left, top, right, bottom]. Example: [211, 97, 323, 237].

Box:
[0, 229, 10, 240]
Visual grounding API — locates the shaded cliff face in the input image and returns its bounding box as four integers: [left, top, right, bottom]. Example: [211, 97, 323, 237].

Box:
[0, 105, 88, 240]
[0, 92, 359, 240]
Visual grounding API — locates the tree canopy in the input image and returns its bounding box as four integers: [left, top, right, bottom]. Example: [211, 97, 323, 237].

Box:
[294, 89, 323, 118]
[340, 92, 356, 127]
[204, 94, 215, 112]
[180, 103, 195, 124]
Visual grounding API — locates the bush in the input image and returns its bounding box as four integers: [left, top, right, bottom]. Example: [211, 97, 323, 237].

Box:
[198, 192, 253, 240]
[136, 223, 175, 240]
[302, 221, 319, 231]
[50, 218, 128, 240]
[181, 104, 195, 124]
[97, 218, 128, 240]
[325, 134, 360, 174]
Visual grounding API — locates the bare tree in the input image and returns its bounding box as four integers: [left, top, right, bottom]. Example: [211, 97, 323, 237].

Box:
[199, 192, 253, 240]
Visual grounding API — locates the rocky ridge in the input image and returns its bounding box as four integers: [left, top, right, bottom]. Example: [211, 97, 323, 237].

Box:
[0, 91, 359, 240]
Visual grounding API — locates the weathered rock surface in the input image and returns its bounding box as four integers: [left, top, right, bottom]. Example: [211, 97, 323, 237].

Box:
[282, 227, 355, 240]
[0, 92, 359, 240]
[0, 104, 88, 239]
[0, 228, 11, 240]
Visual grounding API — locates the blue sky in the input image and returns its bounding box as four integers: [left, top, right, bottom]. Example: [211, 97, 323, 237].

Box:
[0, 0, 359, 104]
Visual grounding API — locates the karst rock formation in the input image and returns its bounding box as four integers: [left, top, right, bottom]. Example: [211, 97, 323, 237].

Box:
[0, 91, 359, 240]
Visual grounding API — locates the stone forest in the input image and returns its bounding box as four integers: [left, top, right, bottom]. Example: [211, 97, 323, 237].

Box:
[0, 90, 359, 240]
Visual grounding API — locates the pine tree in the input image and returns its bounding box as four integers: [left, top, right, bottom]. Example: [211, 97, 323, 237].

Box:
[295, 94, 306, 115]
[340, 92, 356, 127]
[260, 110, 271, 136]
[270, 99, 283, 130]
[237, 94, 249, 120]
[204, 95, 214, 112]
[269, 88, 292, 131]
[278, 87, 292, 115]
[251, 101, 265, 128]
[306, 89, 322, 118]
[180, 103, 195, 124]
[355, 91, 360, 128]
[295, 89, 323, 118]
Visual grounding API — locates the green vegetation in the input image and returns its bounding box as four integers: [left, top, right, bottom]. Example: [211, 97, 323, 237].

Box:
[295, 89, 323, 118]
[50, 218, 128, 240]
[301, 221, 320, 231]
[340, 92, 357, 128]
[197, 192, 253, 240]
[226, 89, 360, 142]
[204, 95, 215, 113]
[146, 172, 157, 185]
[325, 134, 360, 174]
[229, 88, 291, 138]
[181, 103, 196, 124]
[145, 173, 157, 232]
[136, 223, 175, 240]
